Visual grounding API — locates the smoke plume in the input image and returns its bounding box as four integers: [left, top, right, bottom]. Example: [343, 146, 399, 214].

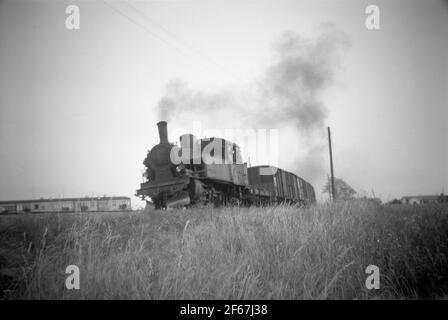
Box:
[156, 24, 350, 185]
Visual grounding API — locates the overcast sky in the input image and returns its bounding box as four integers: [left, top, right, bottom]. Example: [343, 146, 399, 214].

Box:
[0, 0, 447, 206]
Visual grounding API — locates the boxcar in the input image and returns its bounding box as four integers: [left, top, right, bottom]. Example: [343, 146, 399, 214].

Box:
[247, 165, 316, 205]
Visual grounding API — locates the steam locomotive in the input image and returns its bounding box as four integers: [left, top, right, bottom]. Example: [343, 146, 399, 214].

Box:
[136, 121, 316, 209]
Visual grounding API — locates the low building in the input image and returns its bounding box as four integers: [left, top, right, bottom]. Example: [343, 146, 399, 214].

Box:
[0, 196, 132, 214]
[401, 194, 448, 205]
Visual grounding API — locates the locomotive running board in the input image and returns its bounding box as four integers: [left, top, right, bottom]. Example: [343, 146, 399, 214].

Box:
[136, 178, 189, 197]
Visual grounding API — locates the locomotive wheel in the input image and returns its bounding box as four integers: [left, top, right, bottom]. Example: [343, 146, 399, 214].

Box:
[206, 187, 222, 207]
[153, 197, 163, 210]
[212, 191, 223, 207]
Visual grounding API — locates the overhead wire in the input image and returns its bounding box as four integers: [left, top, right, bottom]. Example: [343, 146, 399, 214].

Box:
[102, 0, 242, 83]
[122, 1, 242, 82]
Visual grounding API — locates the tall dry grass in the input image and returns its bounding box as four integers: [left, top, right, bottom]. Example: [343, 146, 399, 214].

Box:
[1, 200, 448, 299]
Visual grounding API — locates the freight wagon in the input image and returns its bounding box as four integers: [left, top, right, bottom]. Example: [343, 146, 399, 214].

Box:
[247, 166, 315, 205]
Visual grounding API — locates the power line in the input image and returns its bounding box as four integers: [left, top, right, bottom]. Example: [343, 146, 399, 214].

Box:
[122, 1, 241, 81]
[102, 0, 240, 82]
[102, 1, 182, 52]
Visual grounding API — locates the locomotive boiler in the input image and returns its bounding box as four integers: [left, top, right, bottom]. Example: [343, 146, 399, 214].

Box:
[136, 121, 316, 209]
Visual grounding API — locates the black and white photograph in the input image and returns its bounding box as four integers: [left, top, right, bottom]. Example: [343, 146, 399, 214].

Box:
[0, 0, 447, 305]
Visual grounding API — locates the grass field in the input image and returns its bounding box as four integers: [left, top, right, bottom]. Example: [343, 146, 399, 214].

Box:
[1, 200, 448, 299]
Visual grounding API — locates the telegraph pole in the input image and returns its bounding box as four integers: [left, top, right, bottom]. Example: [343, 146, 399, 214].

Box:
[328, 127, 336, 201]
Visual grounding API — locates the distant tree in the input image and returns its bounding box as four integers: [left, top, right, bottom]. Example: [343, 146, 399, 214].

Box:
[388, 198, 402, 205]
[322, 178, 356, 200]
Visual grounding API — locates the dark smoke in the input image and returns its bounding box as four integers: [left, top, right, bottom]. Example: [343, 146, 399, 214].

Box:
[259, 26, 349, 132]
[156, 24, 350, 184]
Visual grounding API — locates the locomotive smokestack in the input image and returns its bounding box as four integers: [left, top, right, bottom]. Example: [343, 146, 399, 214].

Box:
[157, 121, 169, 144]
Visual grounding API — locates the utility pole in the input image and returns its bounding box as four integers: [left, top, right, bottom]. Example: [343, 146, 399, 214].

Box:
[328, 127, 336, 201]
